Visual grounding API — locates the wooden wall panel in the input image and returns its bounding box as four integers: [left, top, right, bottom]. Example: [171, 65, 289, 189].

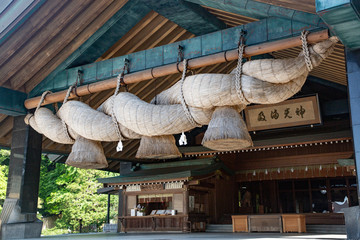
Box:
[214, 176, 236, 223]
[237, 166, 356, 182]
[173, 193, 184, 213]
[127, 195, 137, 215]
[220, 141, 353, 171]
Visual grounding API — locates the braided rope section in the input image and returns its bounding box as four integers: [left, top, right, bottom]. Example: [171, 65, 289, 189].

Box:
[61, 86, 76, 143]
[111, 72, 125, 148]
[235, 43, 250, 105]
[301, 30, 313, 71]
[63, 85, 75, 104]
[179, 59, 201, 128]
[114, 73, 122, 96]
[111, 97, 124, 141]
[36, 91, 52, 112]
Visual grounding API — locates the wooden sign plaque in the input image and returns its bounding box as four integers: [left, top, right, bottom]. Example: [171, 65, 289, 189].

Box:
[244, 96, 321, 131]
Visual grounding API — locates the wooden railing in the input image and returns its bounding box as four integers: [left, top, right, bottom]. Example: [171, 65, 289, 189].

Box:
[119, 215, 187, 232]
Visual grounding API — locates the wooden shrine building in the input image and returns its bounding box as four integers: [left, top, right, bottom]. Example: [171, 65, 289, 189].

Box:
[0, 0, 360, 239]
[98, 158, 234, 232]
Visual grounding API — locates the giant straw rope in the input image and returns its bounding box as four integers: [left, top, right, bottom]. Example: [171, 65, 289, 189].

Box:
[25, 34, 339, 169]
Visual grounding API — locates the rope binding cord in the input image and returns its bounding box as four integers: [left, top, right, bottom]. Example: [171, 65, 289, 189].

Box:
[27, 90, 53, 125]
[179, 58, 201, 146]
[112, 58, 130, 152]
[235, 29, 250, 106]
[301, 30, 313, 71]
[115, 58, 130, 93]
[36, 90, 52, 112]
[61, 71, 86, 143]
[63, 70, 83, 104]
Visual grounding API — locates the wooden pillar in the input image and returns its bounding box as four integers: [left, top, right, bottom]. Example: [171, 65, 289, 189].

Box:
[107, 193, 111, 224]
[117, 189, 124, 232]
[343, 48, 360, 239]
[183, 185, 189, 232]
[0, 116, 43, 239]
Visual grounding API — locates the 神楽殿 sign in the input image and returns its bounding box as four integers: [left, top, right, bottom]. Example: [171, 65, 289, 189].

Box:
[244, 96, 321, 131]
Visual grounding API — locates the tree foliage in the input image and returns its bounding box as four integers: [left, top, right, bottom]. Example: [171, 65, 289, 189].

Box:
[39, 156, 119, 231]
[0, 149, 119, 232]
[0, 149, 10, 213]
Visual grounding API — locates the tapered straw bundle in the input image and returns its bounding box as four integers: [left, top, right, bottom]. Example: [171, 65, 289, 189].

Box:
[136, 135, 181, 159]
[153, 37, 339, 107]
[66, 136, 108, 169]
[202, 107, 253, 151]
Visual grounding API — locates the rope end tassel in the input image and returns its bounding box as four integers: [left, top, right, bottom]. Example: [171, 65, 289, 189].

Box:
[179, 132, 187, 146]
[116, 140, 123, 152]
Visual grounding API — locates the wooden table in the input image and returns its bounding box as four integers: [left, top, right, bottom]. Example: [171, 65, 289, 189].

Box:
[282, 214, 306, 233]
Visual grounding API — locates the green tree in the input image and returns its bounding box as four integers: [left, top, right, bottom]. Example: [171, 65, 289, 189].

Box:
[39, 156, 119, 232]
[0, 150, 117, 232]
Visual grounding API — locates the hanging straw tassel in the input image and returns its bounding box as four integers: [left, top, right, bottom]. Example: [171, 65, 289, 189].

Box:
[202, 106, 253, 151]
[136, 135, 181, 159]
[66, 136, 108, 169]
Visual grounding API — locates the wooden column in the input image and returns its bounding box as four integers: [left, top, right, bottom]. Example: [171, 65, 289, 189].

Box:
[0, 116, 43, 239]
[107, 193, 111, 224]
[118, 189, 124, 232]
[183, 185, 189, 232]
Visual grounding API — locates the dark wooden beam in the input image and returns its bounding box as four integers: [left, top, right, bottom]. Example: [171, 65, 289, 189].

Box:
[0, 117, 13, 138]
[27, 0, 150, 94]
[316, 0, 360, 49]
[9, 0, 112, 90]
[0, 0, 47, 45]
[23, 0, 130, 92]
[0, 87, 27, 116]
[185, 0, 324, 27]
[142, 0, 226, 35]
[69, 0, 151, 67]
[0, 0, 93, 88]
